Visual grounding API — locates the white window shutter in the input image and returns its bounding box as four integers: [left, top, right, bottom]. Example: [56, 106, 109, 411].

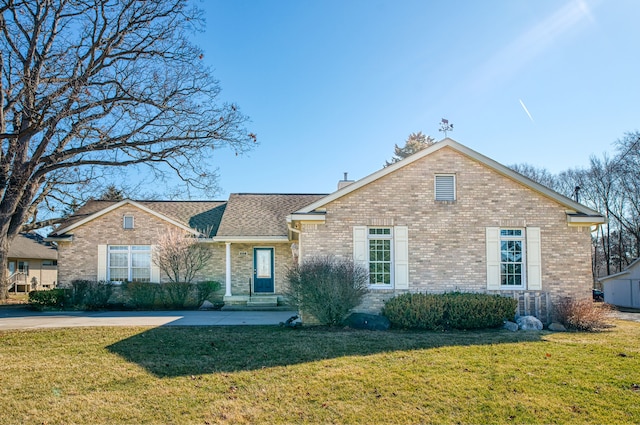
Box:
[151, 245, 161, 283]
[526, 227, 542, 290]
[97, 245, 107, 281]
[353, 226, 368, 269]
[394, 226, 409, 290]
[485, 227, 501, 290]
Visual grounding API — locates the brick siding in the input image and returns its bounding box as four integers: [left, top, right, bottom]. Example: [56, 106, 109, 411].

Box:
[298, 146, 594, 317]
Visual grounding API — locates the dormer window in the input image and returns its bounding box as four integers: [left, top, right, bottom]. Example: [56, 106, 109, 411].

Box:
[123, 215, 134, 229]
[435, 174, 456, 201]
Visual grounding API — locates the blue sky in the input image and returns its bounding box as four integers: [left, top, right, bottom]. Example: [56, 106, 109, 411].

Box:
[189, 0, 640, 198]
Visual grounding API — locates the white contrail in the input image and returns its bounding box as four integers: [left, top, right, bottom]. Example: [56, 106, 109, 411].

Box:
[519, 99, 534, 122]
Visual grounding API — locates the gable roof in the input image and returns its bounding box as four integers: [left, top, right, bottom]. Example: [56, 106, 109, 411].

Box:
[51, 200, 227, 237]
[9, 233, 57, 260]
[292, 138, 605, 224]
[597, 257, 640, 282]
[215, 193, 326, 241]
[50, 194, 326, 241]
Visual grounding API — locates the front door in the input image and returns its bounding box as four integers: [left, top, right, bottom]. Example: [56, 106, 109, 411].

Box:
[253, 248, 274, 293]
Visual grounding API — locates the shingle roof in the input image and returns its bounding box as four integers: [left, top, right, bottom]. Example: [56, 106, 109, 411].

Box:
[216, 194, 326, 237]
[9, 233, 57, 260]
[52, 194, 325, 239]
[53, 200, 227, 237]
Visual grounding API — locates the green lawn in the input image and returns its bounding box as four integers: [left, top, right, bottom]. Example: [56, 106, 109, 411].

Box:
[1, 321, 639, 424]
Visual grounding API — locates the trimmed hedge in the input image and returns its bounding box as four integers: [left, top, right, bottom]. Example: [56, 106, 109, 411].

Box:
[383, 292, 517, 330]
[28, 289, 68, 310]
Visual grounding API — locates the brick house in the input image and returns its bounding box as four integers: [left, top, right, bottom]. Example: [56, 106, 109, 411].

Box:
[48, 138, 605, 319]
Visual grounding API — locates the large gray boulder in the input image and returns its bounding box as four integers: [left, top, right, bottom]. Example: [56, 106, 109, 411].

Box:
[517, 315, 543, 331]
[503, 321, 519, 332]
[547, 322, 567, 332]
[344, 313, 391, 331]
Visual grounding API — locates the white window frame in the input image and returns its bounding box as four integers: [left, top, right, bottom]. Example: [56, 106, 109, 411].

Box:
[367, 227, 394, 288]
[499, 229, 526, 288]
[107, 245, 151, 283]
[434, 174, 456, 201]
[123, 215, 135, 229]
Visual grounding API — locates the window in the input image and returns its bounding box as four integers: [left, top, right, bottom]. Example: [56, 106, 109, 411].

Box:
[486, 227, 541, 291]
[123, 215, 134, 229]
[42, 260, 57, 266]
[354, 225, 408, 290]
[435, 174, 455, 201]
[368, 228, 393, 286]
[500, 229, 524, 287]
[108, 245, 150, 282]
[18, 261, 29, 275]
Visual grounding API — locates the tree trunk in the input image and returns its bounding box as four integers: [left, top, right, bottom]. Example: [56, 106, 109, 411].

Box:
[0, 230, 14, 300]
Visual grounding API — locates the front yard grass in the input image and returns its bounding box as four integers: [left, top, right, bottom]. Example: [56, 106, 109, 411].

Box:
[1, 321, 639, 424]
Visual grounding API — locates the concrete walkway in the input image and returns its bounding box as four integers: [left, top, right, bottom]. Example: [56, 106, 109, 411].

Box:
[0, 306, 298, 330]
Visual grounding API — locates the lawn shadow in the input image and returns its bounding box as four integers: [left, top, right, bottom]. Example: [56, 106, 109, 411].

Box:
[106, 325, 546, 378]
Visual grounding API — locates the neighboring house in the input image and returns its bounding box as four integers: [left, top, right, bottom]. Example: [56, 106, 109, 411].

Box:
[7, 233, 58, 292]
[598, 258, 640, 308]
[47, 138, 605, 320]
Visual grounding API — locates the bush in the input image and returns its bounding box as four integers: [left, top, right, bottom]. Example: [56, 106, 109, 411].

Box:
[160, 282, 192, 308]
[124, 281, 158, 309]
[381, 293, 446, 330]
[67, 280, 113, 310]
[383, 292, 517, 330]
[29, 289, 67, 310]
[554, 297, 613, 331]
[286, 256, 368, 326]
[195, 281, 221, 306]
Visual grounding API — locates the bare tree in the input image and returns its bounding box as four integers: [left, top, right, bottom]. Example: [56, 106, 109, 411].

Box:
[385, 132, 435, 166]
[153, 228, 211, 284]
[0, 0, 256, 298]
[508, 163, 559, 192]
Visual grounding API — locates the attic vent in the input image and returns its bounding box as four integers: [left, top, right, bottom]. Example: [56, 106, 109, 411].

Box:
[435, 175, 456, 201]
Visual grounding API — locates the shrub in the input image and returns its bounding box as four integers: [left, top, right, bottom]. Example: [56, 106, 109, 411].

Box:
[286, 256, 368, 326]
[82, 281, 114, 310]
[160, 282, 192, 308]
[383, 292, 517, 330]
[29, 289, 67, 310]
[444, 292, 517, 330]
[554, 297, 613, 331]
[124, 281, 157, 309]
[382, 293, 446, 330]
[66, 280, 114, 310]
[195, 281, 221, 306]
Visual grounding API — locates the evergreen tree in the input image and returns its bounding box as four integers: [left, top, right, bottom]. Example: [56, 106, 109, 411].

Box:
[385, 132, 435, 166]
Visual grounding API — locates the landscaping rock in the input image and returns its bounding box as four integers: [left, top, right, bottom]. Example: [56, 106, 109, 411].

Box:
[344, 313, 391, 331]
[503, 320, 519, 332]
[199, 300, 214, 310]
[547, 322, 567, 332]
[517, 315, 543, 331]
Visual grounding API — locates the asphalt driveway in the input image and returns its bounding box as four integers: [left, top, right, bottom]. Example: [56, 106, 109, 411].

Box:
[0, 306, 298, 330]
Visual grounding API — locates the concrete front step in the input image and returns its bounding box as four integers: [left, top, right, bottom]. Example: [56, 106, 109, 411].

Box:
[222, 294, 285, 310]
[247, 296, 278, 307]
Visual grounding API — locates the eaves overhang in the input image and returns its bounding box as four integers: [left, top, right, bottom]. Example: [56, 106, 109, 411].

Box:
[44, 235, 74, 242]
[210, 236, 291, 243]
[286, 212, 326, 223]
[566, 213, 608, 227]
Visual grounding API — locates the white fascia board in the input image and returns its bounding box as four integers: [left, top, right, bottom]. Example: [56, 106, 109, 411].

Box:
[54, 199, 200, 236]
[44, 235, 74, 242]
[566, 215, 608, 226]
[286, 213, 326, 223]
[597, 270, 630, 282]
[212, 236, 290, 243]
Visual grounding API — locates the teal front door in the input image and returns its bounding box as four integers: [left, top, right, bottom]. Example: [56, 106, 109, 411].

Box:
[254, 248, 275, 293]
